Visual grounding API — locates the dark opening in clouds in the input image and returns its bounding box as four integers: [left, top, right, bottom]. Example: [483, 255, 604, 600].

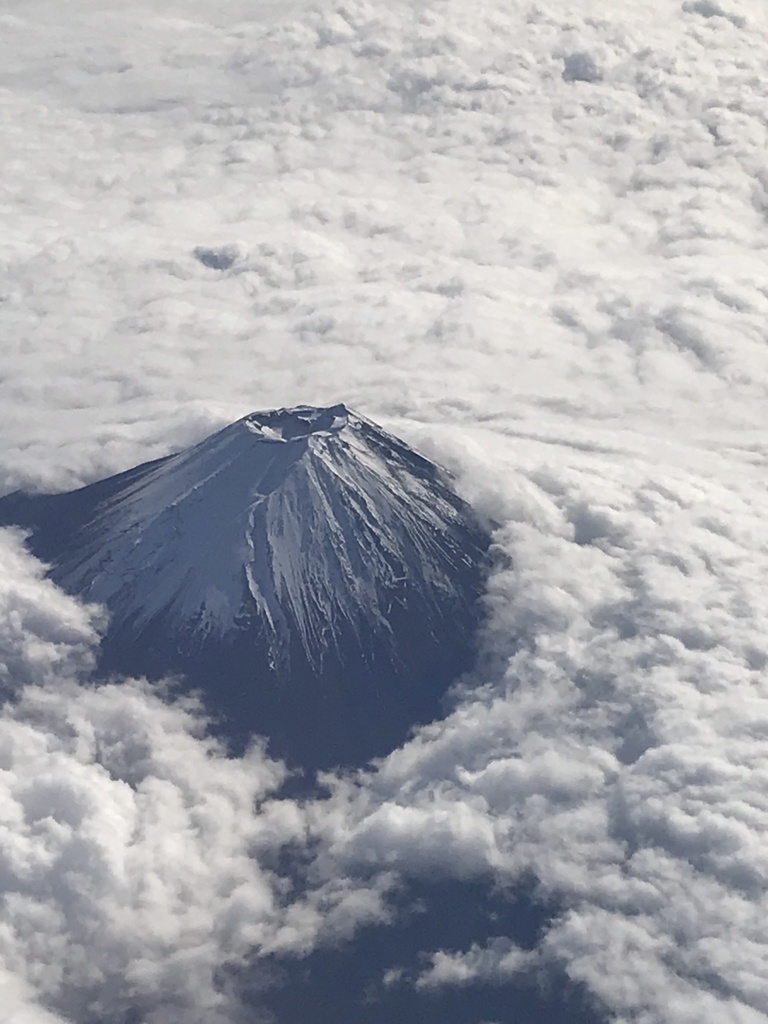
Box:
[193, 245, 241, 271]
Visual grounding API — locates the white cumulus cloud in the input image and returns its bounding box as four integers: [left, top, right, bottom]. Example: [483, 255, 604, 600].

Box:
[2, 0, 768, 1021]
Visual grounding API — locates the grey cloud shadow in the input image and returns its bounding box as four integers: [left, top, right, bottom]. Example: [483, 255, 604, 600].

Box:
[258, 877, 607, 1024]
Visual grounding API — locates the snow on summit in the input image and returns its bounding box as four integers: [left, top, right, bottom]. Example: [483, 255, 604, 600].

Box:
[0, 405, 489, 768]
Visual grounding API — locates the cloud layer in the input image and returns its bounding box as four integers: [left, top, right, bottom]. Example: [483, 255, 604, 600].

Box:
[2, 0, 768, 1021]
[1, 0, 765, 489]
[309, 438, 768, 1021]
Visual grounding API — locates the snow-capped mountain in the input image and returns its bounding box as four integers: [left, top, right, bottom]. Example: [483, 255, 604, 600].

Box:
[0, 405, 489, 768]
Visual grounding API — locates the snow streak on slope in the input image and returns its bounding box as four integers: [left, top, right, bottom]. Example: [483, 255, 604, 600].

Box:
[38, 405, 483, 665]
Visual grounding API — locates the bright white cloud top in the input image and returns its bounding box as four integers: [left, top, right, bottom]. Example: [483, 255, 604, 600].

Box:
[1, 0, 767, 1021]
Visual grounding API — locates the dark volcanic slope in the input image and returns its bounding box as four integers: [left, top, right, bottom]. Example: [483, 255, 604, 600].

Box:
[0, 405, 490, 769]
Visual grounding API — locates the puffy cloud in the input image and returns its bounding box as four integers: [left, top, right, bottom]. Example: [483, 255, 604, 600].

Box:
[0, 682, 284, 1022]
[0, 0, 766, 491]
[0, 530, 99, 689]
[0, 970, 69, 1024]
[300, 448, 768, 1021]
[414, 939, 537, 991]
[2, 0, 768, 1021]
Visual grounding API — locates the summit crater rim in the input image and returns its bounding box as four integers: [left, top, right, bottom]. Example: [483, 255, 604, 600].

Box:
[242, 404, 350, 443]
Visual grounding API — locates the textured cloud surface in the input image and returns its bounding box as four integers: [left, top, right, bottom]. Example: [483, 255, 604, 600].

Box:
[2, 0, 768, 1021]
[0, 531, 397, 1024]
[312, 438, 768, 1021]
[2, 0, 766, 490]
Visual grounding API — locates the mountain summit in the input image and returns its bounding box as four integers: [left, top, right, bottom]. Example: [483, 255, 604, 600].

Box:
[0, 405, 490, 768]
